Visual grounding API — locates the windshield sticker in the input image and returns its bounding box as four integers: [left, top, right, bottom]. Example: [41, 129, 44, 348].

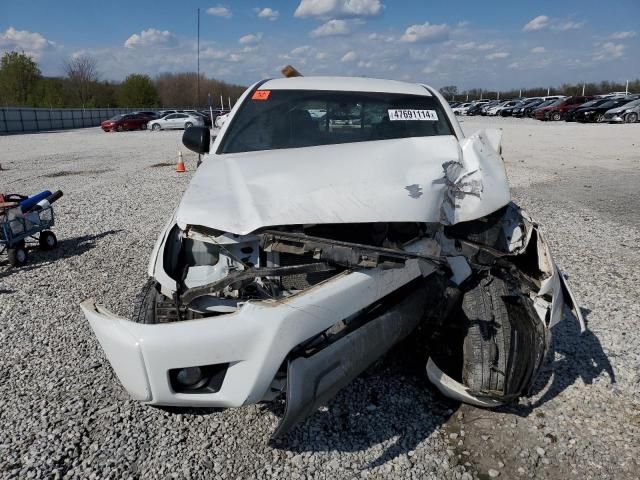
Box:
[252, 90, 271, 101]
[388, 109, 438, 121]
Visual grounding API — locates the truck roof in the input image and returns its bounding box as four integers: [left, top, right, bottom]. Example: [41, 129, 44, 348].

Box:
[260, 76, 433, 96]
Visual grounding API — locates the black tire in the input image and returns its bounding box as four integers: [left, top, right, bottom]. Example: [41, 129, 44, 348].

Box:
[8, 246, 28, 267]
[462, 275, 511, 394]
[141, 123, 148, 130]
[551, 111, 561, 121]
[595, 113, 605, 123]
[625, 112, 638, 123]
[461, 272, 546, 401]
[133, 278, 161, 324]
[116, 125, 123, 132]
[39, 230, 57, 250]
[185, 122, 193, 129]
[152, 123, 161, 131]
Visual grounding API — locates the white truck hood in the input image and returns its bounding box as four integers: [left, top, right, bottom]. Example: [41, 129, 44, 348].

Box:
[175, 132, 510, 235]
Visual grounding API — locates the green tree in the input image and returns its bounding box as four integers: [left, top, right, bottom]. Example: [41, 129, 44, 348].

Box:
[28, 77, 66, 107]
[0, 51, 42, 106]
[118, 74, 159, 107]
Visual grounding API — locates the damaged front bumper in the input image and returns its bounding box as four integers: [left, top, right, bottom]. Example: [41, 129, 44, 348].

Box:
[81, 255, 434, 407]
[82, 203, 584, 437]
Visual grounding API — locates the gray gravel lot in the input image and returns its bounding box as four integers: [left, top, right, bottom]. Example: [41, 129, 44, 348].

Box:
[1, 119, 639, 479]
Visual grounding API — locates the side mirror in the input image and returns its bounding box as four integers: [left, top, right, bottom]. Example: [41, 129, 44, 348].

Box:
[182, 126, 210, 154]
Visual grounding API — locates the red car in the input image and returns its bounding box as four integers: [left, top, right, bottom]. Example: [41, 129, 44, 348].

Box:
[534, 96, 594, 121]
[100, 114, 149, 132]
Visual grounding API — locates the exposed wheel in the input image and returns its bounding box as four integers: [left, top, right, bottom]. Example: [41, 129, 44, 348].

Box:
[141, 123, 148, 130]
[595, 113, 605, 123]
[8, 246, 28, 267]
[625, 112, 638, 123]
[132, 278, 182, 324]
[460, 272, 546, 401]
[152, 123, 161, 131]
[551, 111, 561, 121]
[39, 230, 57, 250]
[185, 122, 193, 129]
[116, 125, 123, 132]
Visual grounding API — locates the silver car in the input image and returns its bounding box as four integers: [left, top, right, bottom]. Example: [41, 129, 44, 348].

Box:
[604, 98, 640, 123]
[149, 113, 204, 131]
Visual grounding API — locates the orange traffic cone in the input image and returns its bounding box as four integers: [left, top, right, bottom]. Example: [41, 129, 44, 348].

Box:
[176, 151, 186, 173]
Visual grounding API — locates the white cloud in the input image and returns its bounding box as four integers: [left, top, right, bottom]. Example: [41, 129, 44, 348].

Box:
[486, 52, 510, 60]
[0, 26, 57, 59]
[554, 20, 584, 31]
[456, 42, 476, 50]
[341, 50, 357, 62]
[456, 41, 495, 51]
[239, 32, 263, 45]
[400, 22, 450, 43]
[290, 45, 312, 55]
[531, 46, 546, 53]
[295, 0, 383, 19]
[522, 15, 550, 32]
[610, 31, 636, 40]
[316, 52, 329, 60]
[207, 5, 232, 18]
[124, 28, 176, 48]
[593, 42, 625, 61]
[310, 19, 351, 37]
[368, 33, 394, 42]
[200, 47, 228, 60]
[255, 7, 279, 20]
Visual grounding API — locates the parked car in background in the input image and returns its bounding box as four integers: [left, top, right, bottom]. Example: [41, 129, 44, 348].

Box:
[604, 98, 640, 123]
[528, 99, 556, 117]
[513, 98, 544, 117]
[535, 96, 593, 121]
[451, 102, 472, 115]
[465, 100, 491, 116]
[479, 100, 502, 115]
[149, 113, 204, 131]
[574, 96, 640, 123]
[486, 100, 518, 116]
[499, 99, 532, 117]
[565, 98, 614, 122]
[134, 111, 160, 120]
[100, 113, 149, 132]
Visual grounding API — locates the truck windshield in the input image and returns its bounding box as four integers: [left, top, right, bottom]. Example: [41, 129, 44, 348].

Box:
[218, 89, 453, 153]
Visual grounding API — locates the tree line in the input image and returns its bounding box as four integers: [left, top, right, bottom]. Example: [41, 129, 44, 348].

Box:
[440, 79, 640, 101]
[0, 51, 246, 108]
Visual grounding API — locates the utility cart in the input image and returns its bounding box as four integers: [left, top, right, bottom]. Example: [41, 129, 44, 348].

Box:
[0, 194, 58, 267]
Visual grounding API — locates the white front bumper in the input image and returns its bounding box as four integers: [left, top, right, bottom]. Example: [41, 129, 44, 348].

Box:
[81, 260, 426, 407]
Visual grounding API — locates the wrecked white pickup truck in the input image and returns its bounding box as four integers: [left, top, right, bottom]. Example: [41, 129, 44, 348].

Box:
[81, 76, 584, 438]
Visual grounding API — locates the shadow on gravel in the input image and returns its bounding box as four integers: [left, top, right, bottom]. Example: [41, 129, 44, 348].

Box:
[503, 307, 615, 417]
[0, 229, 123, 279]
[268, 340, 457, 468]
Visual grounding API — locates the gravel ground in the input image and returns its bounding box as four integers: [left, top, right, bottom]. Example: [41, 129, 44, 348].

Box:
[1, 119, 639, 479]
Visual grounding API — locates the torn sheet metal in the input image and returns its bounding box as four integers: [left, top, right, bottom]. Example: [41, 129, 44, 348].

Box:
[426, 357, 504, 408]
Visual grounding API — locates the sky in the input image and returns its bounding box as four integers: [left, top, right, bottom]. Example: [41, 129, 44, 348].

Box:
[1, 0, 639, 91]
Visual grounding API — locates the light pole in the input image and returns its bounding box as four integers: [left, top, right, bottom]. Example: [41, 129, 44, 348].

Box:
[197, 8, 200, 107]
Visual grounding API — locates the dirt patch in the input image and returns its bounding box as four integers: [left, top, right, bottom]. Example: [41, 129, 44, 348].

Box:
[149, 162, 175, 168]
[45, 169, 112, 177]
